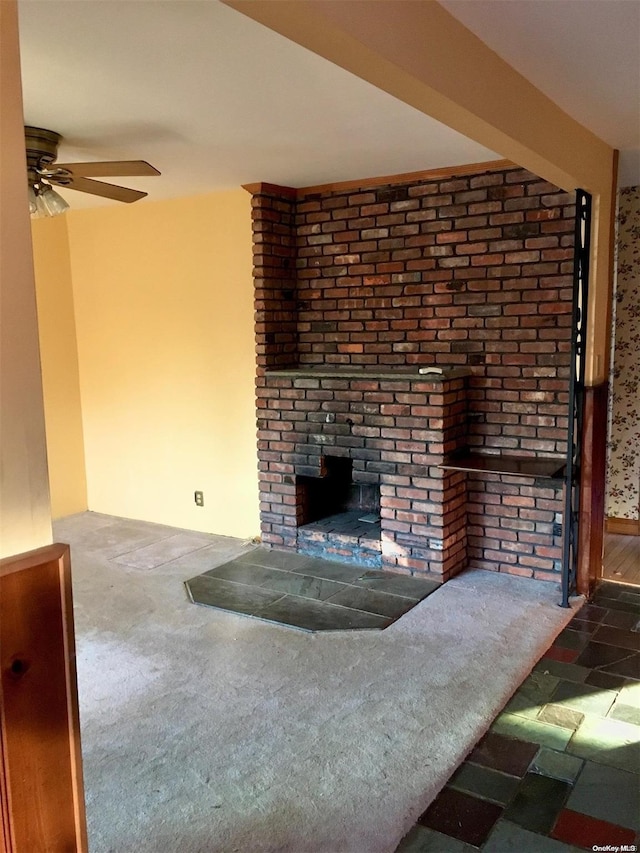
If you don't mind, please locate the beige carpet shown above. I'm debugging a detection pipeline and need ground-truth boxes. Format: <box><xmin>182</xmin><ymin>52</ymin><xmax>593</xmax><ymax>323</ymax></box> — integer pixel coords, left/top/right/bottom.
<box><xmin>55</xmin><ymin>512</ymin><xmax>579</xmax><ymax>853</ymax></box>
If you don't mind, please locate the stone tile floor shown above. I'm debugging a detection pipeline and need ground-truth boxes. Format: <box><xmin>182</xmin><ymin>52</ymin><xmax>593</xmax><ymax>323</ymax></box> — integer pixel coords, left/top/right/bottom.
<box><xmin>396</xmin><ymin>580</ymin><xmax>640</xmax><ymax>852</ymax></box>
<box><xmin>185</xmin><ymin>547</ymin><xmax>439</xmax><ymax>632</ymax></box>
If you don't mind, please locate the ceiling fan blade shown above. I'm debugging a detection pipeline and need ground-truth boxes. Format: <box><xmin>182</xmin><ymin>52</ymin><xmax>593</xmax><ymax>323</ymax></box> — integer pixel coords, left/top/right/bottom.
<box><xmin>55</xmin><ymin>160</ymin><xmax>160</xmax><ymax>178</ymax></box>
<box><xmin>50</xmin><ymin>175</ymin><xmax>147</xmax><ymax>203</ymax></box>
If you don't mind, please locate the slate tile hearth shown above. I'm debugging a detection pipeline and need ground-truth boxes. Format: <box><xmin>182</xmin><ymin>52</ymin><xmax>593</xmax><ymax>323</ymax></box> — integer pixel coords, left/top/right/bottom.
<box><xmin>185</xmin><ymin>547</ymin><xmax>439</xmax><ymax>632</ymax></box>
<box><xmin>396</xmin><ymin>580</ymin><xmax>640</xmax><ymax>852</ymax></box>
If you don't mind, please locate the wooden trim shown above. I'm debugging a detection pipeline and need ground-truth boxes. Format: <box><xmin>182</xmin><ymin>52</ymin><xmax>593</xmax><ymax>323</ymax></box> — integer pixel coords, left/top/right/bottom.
<box><xmin>59</xmin><ymin>546</ymin><xmax>88</xmax><ymax>852</ymax></box>
<box><xmin>0</xmin><ymin>542</ymin><xmax>67</xmax><ymax>577</ymax></box>
<box><xmin>606</xmin><ymin>517</ymin><xmax>640</xmax><ymax>536</ymax></box>
<box><xmin>241</xmin><ymin>181</ymin><xmax>297</xmax><ymax>198</ymax></box>
<box><xmin>601</xmin><ymin>148</ymin><xmax>619</xmax><ymax>377</ymax></box>
<box><xmin>0</xmin><ymin>544</ymin><xmax>88</xmax><ymax>853</ymax></box>
<box><xmin>577</xmin><ymin>382</ymin><xmax>608</xmax><ymax>596</ymax></box>
<box><xmin>0</xmin><ymin>722</ymin><xmax>11</xmax><ymax>853</ymax></box>
<box><xmin>242</xmin><ymin>159</ymin><xmax>515</xmax><ymax>199</ymax></box>
<box><xmin>298</xmin><ymin>159</ymin><xmax>514</xmax><ymax>197</ymax></box>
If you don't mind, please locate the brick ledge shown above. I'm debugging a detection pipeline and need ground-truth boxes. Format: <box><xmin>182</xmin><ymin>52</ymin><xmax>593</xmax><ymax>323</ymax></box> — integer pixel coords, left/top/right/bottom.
<box><xmin>265</xmin><ymin>366</ymin><xmax>473</xmax><ymax>382</ymax></box>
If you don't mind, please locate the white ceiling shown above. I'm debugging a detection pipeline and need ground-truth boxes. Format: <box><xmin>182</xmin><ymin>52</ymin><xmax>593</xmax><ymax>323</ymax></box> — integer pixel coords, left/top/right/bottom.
<box><xmin>17</xmin><ymin>0</ymin><xmax>640</xmax><ymax>210</ymax></box>
<box><xmin>441</xmin><ymin>0</ymin><xmax>640</xmax><ymax>186</ymax></box>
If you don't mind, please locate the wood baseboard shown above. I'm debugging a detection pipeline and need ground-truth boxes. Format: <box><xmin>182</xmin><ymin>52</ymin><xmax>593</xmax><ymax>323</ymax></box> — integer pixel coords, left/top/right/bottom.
<box><xmin>606</xmin><ymin>517</ymin><xmax>640</xmax><ymax>536</ymax></box>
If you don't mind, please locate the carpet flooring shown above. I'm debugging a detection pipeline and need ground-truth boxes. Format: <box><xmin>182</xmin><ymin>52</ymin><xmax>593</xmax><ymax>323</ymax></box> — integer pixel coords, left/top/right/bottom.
<box><xmin>55</xmin><ymin>512</ymin><xmax>579</xmax><ymax>853</ymax></box>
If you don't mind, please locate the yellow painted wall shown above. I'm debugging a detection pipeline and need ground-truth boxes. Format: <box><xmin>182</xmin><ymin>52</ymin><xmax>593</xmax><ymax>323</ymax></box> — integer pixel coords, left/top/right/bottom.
<box><xmin>66</xmin><ymin>189</ymin><xmax>259</xmax><ymax>538</ymax></box>
<box><xmin>31</xmin><ymin>216</ymin><xmax>88</xmax><ymax>518</ymax></box>
<box><xmin>0</xmin><ymin>0</ymin><xmax>52</xmax><ymax>556</ymax></box>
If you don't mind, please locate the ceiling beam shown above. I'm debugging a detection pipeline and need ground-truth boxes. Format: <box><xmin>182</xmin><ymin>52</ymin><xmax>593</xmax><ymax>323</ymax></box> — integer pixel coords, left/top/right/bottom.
<box><xmin>224</xmin><ymin>0</ymin><xmax>615</xmax><ymax>195</ymax></box>
<box><xmin>224</xmin><ymin>0</ymin><xmax>617</xmax><ymax>384</ymax></box>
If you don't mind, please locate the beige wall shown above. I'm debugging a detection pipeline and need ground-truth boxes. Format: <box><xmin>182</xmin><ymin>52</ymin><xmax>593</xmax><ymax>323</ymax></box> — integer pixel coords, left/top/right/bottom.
<box><xmin>0</xmin><ymin>0</ymin><xmax>52</xmax><ymax>557</ymax></box>
<box><xmin>31</xmin><ymin>217</ymin><xmax>88</xmax><ymax>518</ymax></box>
<box><xmin>65</xmin><ymin>189</ymin><xmax>259</xmax><ymax>538</ymax></box>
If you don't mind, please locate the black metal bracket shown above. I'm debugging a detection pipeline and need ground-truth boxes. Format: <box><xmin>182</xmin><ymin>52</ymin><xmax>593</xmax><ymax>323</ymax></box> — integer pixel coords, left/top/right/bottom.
<box><xmin>560</xmin><ymin>190</ymin><xmax>592</xmax><ymax>607</ymax></box>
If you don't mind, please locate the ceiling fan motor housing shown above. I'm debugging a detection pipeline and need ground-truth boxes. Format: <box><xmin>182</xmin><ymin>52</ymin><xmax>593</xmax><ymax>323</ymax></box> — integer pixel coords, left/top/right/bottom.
<box><xmin>25</xmin><ymin>125</ymin><xmax>61</xmax><ymax>178</ymax></box>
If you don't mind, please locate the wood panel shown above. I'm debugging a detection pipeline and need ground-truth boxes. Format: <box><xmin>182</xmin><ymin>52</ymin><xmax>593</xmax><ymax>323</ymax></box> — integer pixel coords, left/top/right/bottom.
<box><xmin>603</xmin><ymin>533</ymin><xmax>640</xmax><ymax>585</ymax></box>
<box><xmin>606</xmin><ymin>517</ymin><xmax>640</xmax><ymax>536</ymax></box>
<box><xmin>0</xmin><ymin>737</ymin><xmax>10</xmax><ymax>853</ymax></box>
<box><xmin>577</xmin><ymin>383</ymin><xmax>608</xmax><ymax>596</ymax></box>
<box><xmin>0</xmin><ymin>544</ymin><xmax>87</xmax><ymax>853</ymax></box>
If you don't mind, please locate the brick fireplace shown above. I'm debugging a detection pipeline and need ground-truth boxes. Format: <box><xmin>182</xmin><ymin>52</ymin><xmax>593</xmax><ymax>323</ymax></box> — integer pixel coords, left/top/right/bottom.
<box><xmin>250</xmin><ymin>163</ymin><xmax>574</xmax><ymax>583</ymax></box>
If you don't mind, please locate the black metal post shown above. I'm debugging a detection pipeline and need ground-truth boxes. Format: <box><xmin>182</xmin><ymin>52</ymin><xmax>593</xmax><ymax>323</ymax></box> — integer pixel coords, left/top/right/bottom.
<box><xmin>560</xmin><ymin>190</ymin><xmax>592</xmax><ymax>607</ymax></box>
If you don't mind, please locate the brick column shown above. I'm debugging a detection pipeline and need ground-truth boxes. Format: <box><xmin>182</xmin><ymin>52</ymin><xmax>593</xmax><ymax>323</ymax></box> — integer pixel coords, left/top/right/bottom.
<box><xmin>379</xmin><ymin>377</ymin><xmax>468</xmax><ymax>580</ymax></box>
<box><xmin>250</xmin><ymin>185</ymin><xmax>299</xmax><ymax>547</ymax></box>
<box><xmin>250</xmin><ymin>184</ymin><xmax>298</xmax><ymax>371</ymax></box>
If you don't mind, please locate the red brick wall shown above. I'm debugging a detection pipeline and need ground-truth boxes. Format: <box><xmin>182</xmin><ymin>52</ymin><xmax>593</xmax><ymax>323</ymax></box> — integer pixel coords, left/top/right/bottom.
<box><xmin>467</xmin><ymin>475</ymin><xmax>563</xmax><ymax>580</ymax></box>
<box><xmin>294</xmin><ymin>167</ymin><xmax>574</xmax><ymax>458</ymax></box>
<box><xmin>251</xmin><ymin>165</ymin><xmax>573</xmax><ymax>582</ymax></box>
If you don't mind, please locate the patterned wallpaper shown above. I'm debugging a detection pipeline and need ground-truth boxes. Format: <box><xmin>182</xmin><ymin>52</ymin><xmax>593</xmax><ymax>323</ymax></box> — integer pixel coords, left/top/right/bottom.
<box><xmin>606</xmin><ymin>186</ymin><xmax>640</xmax><ymax>521</ymax></box>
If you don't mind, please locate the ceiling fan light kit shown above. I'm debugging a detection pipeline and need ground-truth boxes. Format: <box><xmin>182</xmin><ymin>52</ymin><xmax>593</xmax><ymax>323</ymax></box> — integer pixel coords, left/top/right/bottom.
<box><xmin>25</xmin><ymin>125</ymin><xmax>160</xmax><ymax>217</ymax></box>
<box><xmin>31</xmin><ymin>183</ymin><xmax>70</xmax><ymax>218</ymax></box>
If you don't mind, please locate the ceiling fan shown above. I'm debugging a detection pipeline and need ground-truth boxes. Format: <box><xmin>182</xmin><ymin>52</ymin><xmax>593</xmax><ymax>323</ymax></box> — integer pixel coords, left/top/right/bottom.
<box><xmin>26</xmin><ymin>125</ymin><xmax>160</xmax><ymax>216</ymax></box>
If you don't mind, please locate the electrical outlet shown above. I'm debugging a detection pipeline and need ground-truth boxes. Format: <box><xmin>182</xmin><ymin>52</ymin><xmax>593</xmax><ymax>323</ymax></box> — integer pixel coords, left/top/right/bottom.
<box><xmin>194</xmin><ymin>490</ymin><xmax>204</xmax><ymax>507</ymax></box>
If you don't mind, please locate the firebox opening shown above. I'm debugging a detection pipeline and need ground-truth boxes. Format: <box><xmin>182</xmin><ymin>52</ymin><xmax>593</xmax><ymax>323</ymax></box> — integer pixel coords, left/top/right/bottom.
<box><xmin>295</xmin><ymin>456</ymin><xmax>382</xmax><ymax>567</ymax></box>
<box><xmin>297</xmin><ymin>456</ymin><xmax>379</xmax><ymax>526</ymax></box>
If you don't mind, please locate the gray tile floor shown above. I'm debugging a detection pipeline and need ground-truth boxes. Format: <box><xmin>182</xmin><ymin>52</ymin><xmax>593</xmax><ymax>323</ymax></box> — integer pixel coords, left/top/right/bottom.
<box><xmin>396</xmin><ymin>580</ymin><xmax>640</xmax><ymax>852</ymax></box>
<box><xmin>185</xmin><ymin>547</ymin><xmax>440</xmax><ymax>631</ymax></box>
